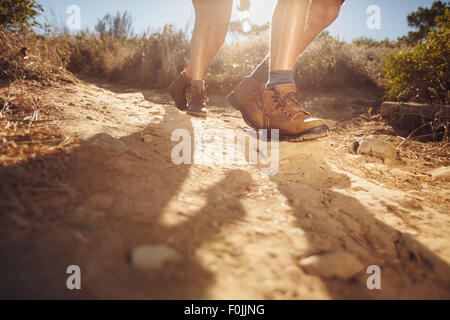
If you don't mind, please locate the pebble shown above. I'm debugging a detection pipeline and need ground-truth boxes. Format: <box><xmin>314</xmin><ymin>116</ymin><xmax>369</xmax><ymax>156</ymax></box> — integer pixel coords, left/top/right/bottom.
<box><xmin>130</xmin><ymin>245</ymin><xmax>181</xmax><ymax>269</ymax></box>
<box><xmin>142</xmin><ymin>134</ymin><xmax>154</xmax><ymax>143</ymax></box>
<box><xmin>299</xmin><ymin>251</ymin><xmax>364</xmax><ymax>280</ymax></box>
<box><xmin>350</xmin><ymin>138</ymin><xmax>398</xmax><ymax>160</ymax></box>
<box><xmin>87</xmin><ymin>133</ymin><xmax>128</xmax><ymax>154</ymax></box>
<box><xmin>430</xmin><ymin>167</ymin><xmax>450</xmax><ymax>182</ymax></box>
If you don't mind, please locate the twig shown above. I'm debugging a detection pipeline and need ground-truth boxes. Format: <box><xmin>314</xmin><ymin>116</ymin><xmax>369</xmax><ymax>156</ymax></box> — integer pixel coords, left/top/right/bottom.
<box><xmin>397</xmin><ymin>121</ymin><xmax>432</xmax><ymax>148</ymax></box>
<box><xmin>435</xmin><ymin>143</ymin><xmax>449</xmax><ymax>155</ymax></box>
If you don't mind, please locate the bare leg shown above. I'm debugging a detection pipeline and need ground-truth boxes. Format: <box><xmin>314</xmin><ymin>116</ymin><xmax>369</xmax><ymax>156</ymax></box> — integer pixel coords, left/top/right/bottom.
<box><xmin>185</xmin><ymin>0</ymin><xmax>233</xmax><ymax>80</ymax></box>
<box><xmin>251</xmin><ymin>0</ymin><xmax>342</xmax><ymax>79</ymax></box>
<box><xmin>270</xmin><ymin>0</ymin><xmax>310</xmax><ymax>70</ymax></box>
<box><xmin>299</xmin><ymin>0</ymin><xmax>342</xmax><ymax>54</ymax></box>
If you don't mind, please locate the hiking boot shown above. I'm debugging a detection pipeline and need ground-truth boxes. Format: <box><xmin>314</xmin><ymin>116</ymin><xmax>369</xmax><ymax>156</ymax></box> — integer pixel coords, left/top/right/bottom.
<box><xmin>262</xmin><ymin>83</ymin><xmax>328</xmax><ymax>142</ymax></box>
<box><xmin>227</xmin><ymin>76</ymin><xmax>266</xmax><ymax>129</ymax></box>
<box><xmin>187</xmin><ymin>80</ymin><xmax>207</xmax><ymax>118</ymax></box>
<box><xmin>168</xmin><ymin>71</ymin><xmax>191</xmax><ymax>111</ymax></box>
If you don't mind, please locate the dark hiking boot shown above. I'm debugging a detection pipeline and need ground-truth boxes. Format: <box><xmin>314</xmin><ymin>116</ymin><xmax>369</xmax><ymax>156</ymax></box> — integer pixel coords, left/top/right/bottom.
<box><xmin>187</xmin><ymin>80</ymin><xmax>207</xmax><ymax>118</ymax></box>
<box><xmin>262</xmin><ymin>83</ymin><xmax>328</xmax><ymax>142</ymax></box>
<box><xmin>227</xmin><ymin>76</ymin><xmax>266</xmax><ymax>129</ymax></box>
<box><xmin>168</xmin><ymin>71</ymin><xmax>191</xmax><ymax>111</ymax></box>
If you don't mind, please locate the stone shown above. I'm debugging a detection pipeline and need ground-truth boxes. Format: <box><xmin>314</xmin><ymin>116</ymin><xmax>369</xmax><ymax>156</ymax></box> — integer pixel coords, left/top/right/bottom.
<box><xmin>430</xmin><ymin>167</ymin><xmax>450</xmax><ymax>182</ymax></box>
<box><xmin>87</xmin><ymin>133</ymin><xmax>128</xmax><ymax>154</ymax></box>
<box><xmin>142</xmin><ymin>134</ymin><xmax>154</xmax><ymax>143</ymax></box>
<box><xmin>356</xmin><ymin>138</ymin><xmax>397</xmax><ymax>160</ymax></box>
<box><xmin>299</xmin><ymin>251</ymin><xmax>364</xmax><ymax>280</ymax></box>
<box><xmin>348</xmin><ymin>141</ymin><xmax>359</xmax><ymax>155</ymax></box>
<box><xmin>130</xmin><ymin>245</ymin><xmax>181</xmax><ymax>269</ymax></box>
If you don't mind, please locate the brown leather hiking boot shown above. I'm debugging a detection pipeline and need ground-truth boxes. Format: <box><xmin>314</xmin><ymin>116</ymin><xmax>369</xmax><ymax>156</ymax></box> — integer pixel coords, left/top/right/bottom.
<box><xmin>168</xmin><ymin>71</ymin><xmax>191</xmax><ymax>111</ymax></box>
<box><xmin>187</xmin><ymin>80</ymin><xmax>207</xmax><ymax>118</ymax></box>
<box><xmin>262</xmin><ymin>84</ymin><xmax>328</xmax><ymax>142</ymax></box>
<box><xmin>227</xmin><ymin>76</ymin><xmax>265</xmax><ymax>129</ymax></box>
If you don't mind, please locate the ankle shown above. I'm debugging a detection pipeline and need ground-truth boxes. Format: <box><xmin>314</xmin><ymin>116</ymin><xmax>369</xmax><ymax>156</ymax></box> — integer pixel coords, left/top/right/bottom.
<box><xmin>267</xmin><ymin>70</ymin><xmax>295</xmax><ymax>89</ymax></box>
<box><xmin>181</xmin><ymin>71</ymin><xmax>192</xmax><ymax>82</ymax></box>
<box><xmin>191</xmin><ymin>80</ymin><xmax>206</xmax><ymax>96</ymax></box>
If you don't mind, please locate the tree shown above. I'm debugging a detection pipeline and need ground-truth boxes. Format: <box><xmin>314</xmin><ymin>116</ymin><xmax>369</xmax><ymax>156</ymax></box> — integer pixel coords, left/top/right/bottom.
<box><xmin>398</xmin><ymin>0</ymin><xmax>449</xmax><ymax>45</ymax></box>
<box><xmin>0</xmin><ymin>0</ymin><xmax>43</xmax><ymax>29</ymax></box>
<box><xmin>95</xmin><ymin>11</ymin><xmax>134</xmax><ymax>39</ymax></box>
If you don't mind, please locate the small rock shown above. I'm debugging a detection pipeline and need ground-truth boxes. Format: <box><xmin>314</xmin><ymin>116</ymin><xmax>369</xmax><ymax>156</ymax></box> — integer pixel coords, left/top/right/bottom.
<box><xmin>348</xmin><ymin>141</ymin><xmax>359</xmax><ymax>155</ymax></box>
<box><xmin>142</xmin><ymin>134</ymin><xmax>153</xmax><ymax>143</ymax></box>
<box><xmin>89</xmin><ymin>192</ymin><xmax>114</xmax><ymax>209</ymax></box>
<box><xmin>299</xmin><ymin>251</ymin><xmax>364</xmax><ymax>280</ymax></box>
<box><xmin>130</xmin><ymin>245</ymin><xmax>181</xmax><ymax>269</ymax></box>
<box><xmin>253</xmin><ymin>226</ymin><xmax>265</xmax><ymax>234</ymax></box>
<box><xmin>87</xmin><ymin>133</ymin><xmax>128</xmax><ymax>154</ymax></box>
<box><xmin>430</xmin><ymin>167</ymin><xmax>450</xmax><ymax>182</ymax></box>
<box><xmin>356</xmin><ymin>138</ymin><xmax>397</xmax><ymax>160</ymax></box>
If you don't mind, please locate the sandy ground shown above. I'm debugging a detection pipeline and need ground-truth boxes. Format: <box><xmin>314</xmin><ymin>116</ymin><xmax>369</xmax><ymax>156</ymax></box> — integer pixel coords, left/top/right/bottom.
<box><xmin>0</xmin><ymin>80</ymin><xmax>449</xmax><ymax>299</ymax></box>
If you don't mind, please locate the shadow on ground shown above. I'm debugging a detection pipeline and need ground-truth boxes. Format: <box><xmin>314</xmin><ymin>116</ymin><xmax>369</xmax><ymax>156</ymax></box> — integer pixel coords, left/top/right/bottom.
<box><xmin>0</xmin><ymin>82</ymin><xmax>448</xmax><ymax>299</ymax></box>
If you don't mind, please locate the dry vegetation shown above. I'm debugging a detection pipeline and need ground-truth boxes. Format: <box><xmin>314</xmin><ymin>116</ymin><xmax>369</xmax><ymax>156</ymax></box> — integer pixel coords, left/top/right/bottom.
<box><xmin>62</xmin><ymin>29</ymin><xmax>391</xmax><ymax>95</ymax></box>
<box><xmin>0</xmin><ymin>12</ymin><xmax>449</xmax><ymax>299</ymax></box>
<box><xmin>0</xmin><ymin>18</ymin><xmax>447</xmax><ymax>174</ymax></box>
<box><xmin>0</xmin><ymin>26</ymin><xmax>77</xmax><ymax>220</ymax></box>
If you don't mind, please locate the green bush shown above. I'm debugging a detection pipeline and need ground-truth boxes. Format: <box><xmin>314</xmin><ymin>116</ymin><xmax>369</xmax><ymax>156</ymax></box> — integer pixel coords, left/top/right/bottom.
<box><xmin>0</xmin><ymin>0</ymin><xmax>42</xmax><ymax>30</ymax></box>
<box><xmin>385</xmin><ymin>9</ymin><xmax>449</xmax><ymax>104</ymax></box>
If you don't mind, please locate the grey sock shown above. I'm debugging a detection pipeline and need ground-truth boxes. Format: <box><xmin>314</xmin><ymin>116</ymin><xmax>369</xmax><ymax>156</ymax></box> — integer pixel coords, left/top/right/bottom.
<box><xmin>267</xmin><ymin>70</ymin><xmax>295</xmax><ymax>89</ymax></box>
<box><xmin>250</xmin><ymin>59</ymin><xmax>269</xmax><ymax>83</ymax></box>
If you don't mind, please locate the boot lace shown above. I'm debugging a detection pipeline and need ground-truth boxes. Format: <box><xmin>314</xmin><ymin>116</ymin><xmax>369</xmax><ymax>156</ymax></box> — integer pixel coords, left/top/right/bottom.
<box><xmin>272</xmin><ymin>92</ymin><xmax>311</xmax><ymax>117</ymax></box>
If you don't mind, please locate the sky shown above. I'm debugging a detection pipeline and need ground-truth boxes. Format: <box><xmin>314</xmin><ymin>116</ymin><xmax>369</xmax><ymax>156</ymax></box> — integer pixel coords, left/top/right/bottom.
<box><xmin>36</xmin><ymin>0</ymin><xmax>439</xmax><ymax>42</ymax></box>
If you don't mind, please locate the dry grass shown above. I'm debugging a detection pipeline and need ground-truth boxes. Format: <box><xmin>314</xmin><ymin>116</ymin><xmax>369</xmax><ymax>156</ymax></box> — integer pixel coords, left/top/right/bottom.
<box><xmin>0</xmin><ymin>80</ymin><xmax>77</xmax><ymax>233</ymax></box>
<box><xmin>0</xmin><ymin>27</ymin><xmax>74</xmax><ymax>84</ymax></box>
<box><xmin>60</xmin><ymin>26</ymin><xmax>393</xmax><ymax>95</ymax></box>
<box><xmin>0</xmin><ymin>27</ymin><xmax>76</xmax><ymax>166</ymax></box>
<box><xmin>327</xmin><ymin>115</ymin><xmax>450</xmax><ymax>207</ymax></box>
<box><xmin>0</xmin><ymin>81</ymin><xmax>73</xmax><ymax>166</ymax></box>
<box><xmin>62</xmin><ymin>25</ymin><xmax>189</xmax><ymax>89</ymax></box>
<box><xmin>296</xmin><ymin>35</ymin><xmax>398</xmax><ymax>91</ymax></box>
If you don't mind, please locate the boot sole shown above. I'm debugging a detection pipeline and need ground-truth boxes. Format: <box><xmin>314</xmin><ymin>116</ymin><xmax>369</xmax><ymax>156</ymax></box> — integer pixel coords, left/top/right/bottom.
<box><xmin>186</xmin><ymin>110</ymin><xmax>207</xmax><ymax>118</ymax></box>
<box><xmin>281</xmin><ymin>125</ymin><xmax>329</xmax><ymax>142</ymax></box>
<box><xmin>228</xmin><ymin>92</ymin><xmax>328</xmax><ymax>142</ymax></box>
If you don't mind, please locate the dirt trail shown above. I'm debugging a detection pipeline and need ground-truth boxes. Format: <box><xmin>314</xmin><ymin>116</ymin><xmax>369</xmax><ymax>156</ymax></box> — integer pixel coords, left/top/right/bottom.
<box><xmin>1</xmin><ymin>80</ymin><xmax>449</xmax><ymax>299</ymax></box>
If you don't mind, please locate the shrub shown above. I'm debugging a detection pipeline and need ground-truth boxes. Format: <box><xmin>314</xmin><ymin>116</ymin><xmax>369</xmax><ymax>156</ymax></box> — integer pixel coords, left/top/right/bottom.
<box><xmin>63</xmin><ymin>25</ymin><xmax>188</xmax><ymax>88</ymax></box>
<box><xmin>118</xmin><ymin>25</ymin><xmax>189</xmax><ymax>88</ymax></box>
<box><xmin>205</xmin><ymin>34</ymin><xmax>268</xmax><ymax>94</ymax></box>
<box><xmin>0</xmin><ymin>0</ymin><xmax>42</xmax><ymax>30</ymax></box>
<box><xmin>385</xmin><ymin>9</ymin><xmax>449</xmax><ymax>104</ymax></box>
<box><xmin>62</xmin><ymin>30</ymin><xmax>137</xmax><ymax>78</ymax></box>
<box><xmin>295</xmin><ymin>35</ymin><xmax>384</xmax><ymax>91</ymax></box>
<box><xmin>0</xmin><ymin>27</ymin><xmax>72</xmax><ymax>83</ymax></box>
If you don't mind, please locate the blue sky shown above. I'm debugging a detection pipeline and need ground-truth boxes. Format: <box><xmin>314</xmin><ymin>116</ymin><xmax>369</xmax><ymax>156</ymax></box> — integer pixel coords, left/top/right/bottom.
<box><xmin>37</xmin><ymin>0</ymin><xmax>438</xmax><ymax>41</ymax></box>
